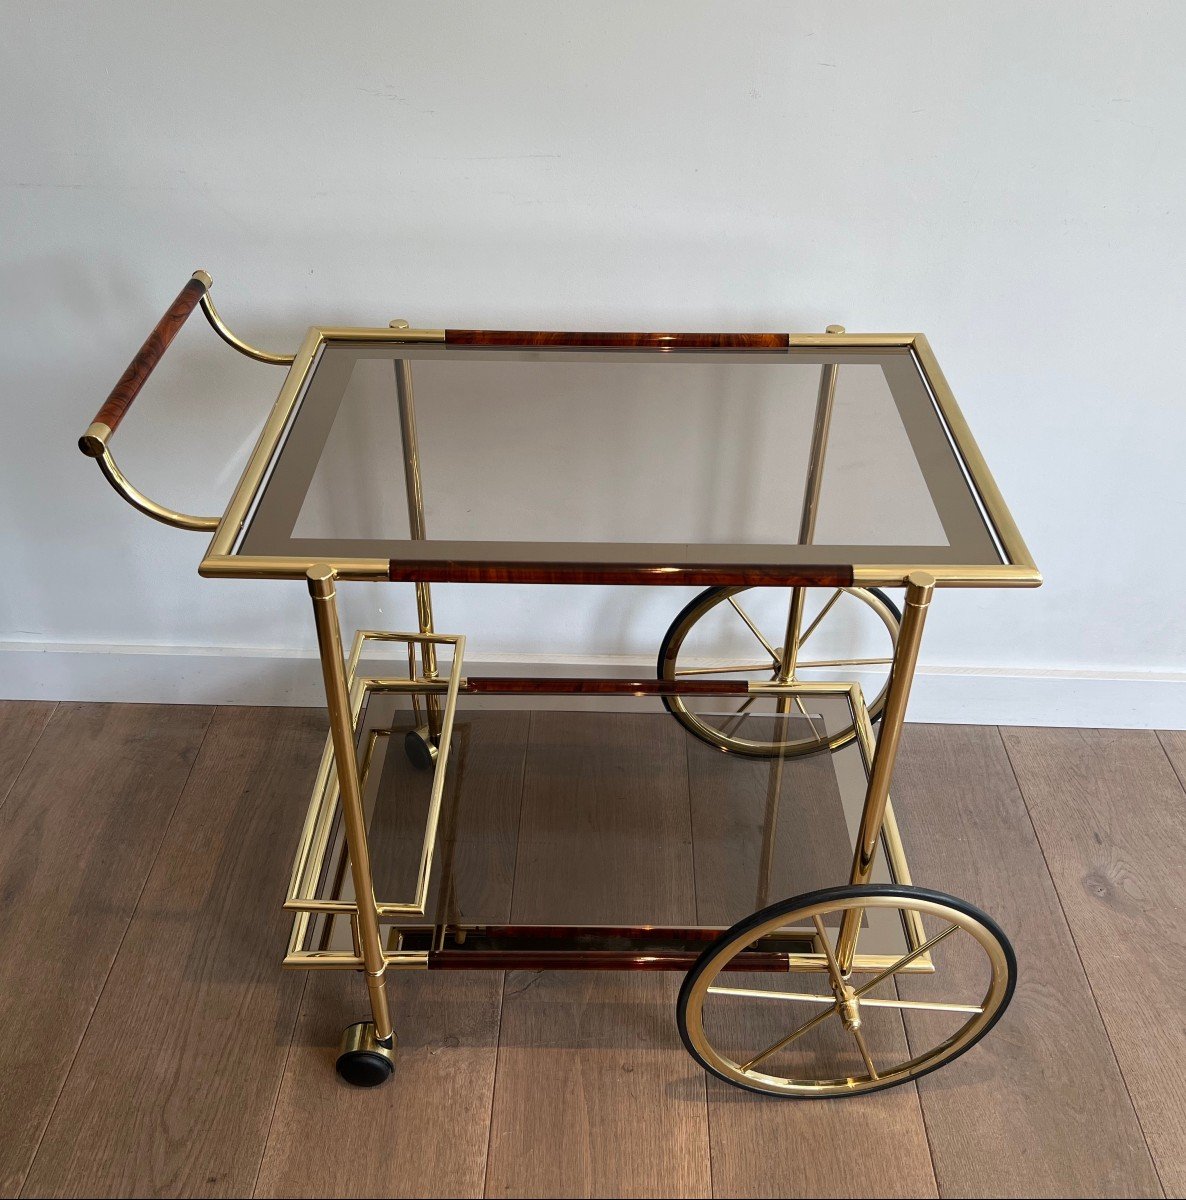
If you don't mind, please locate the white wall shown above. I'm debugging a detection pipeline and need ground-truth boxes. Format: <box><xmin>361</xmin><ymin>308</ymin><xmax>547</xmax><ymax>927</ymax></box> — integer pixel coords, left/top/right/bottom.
<box><xmin>2</xmin><ymin>1</ymin><xmax>1184</xmax><ymax>725</ymax></box>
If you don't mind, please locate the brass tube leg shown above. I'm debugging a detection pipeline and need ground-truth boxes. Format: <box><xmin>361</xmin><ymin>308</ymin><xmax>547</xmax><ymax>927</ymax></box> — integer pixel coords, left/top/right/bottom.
<box><xmin>307</xmin><ymin>563</ymin><xmax>393</xmax><ymax>1043</ymax></box>
<box><xmin>836</xmin><ymin>570</ymin><xmax>935</xmax><ymax>972</ymax></box>
<box><xmin>777</xmin><ymin>327</ymin><xmax>843</xmax><ymax>682</ymax></box>
<box><xmin>392</xmin><ymin>339</ymin><xmax>440</xmax><ymax>737</ymax></box>
<box><xmin>777</xmin><ymin>587</ymin><xmax>808</xmax><ymax>682</ymax></box>
<box><xmin>415</xmin><ymin>582</ymin><xmax>441</xmax><ymax>739</ymax></box>
<box><xmin>797</xmin><ymin>335</ymin><xmax>843</xmax><ymax>547</ymax></box>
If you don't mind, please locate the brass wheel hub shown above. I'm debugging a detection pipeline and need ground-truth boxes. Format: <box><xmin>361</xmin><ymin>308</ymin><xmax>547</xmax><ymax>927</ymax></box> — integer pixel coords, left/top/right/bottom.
<box><xmin>835</xmin><ymin>983</ymin><xmax>862</xmax><ymax>1032</ymax></box>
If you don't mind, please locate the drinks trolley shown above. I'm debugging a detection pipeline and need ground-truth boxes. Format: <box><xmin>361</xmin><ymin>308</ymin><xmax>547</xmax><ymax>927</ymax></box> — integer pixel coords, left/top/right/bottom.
<box><xmin>79</xmin><ymin>271</ymin><xmax>1040</xmax><ymax>1097</ymax></box>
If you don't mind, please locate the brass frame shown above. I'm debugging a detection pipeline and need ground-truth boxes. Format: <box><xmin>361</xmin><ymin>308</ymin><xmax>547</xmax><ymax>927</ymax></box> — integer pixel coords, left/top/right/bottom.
<box><xmin>78</xmin><ymin>279</ymin><xmax>1040</xmax><ymax>1092</ymax></box>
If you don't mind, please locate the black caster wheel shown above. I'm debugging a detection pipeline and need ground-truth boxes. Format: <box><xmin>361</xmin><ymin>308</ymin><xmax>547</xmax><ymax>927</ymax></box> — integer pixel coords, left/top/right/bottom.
<box><xmin>335</xmin><ymin>1021</ymin><xmax>397</xmax><ymax>1087</ymax></box>
<box><xmin>404</xmin><ymin>726</ymin><xmax>439</xmax><ymax>770</ymax></box>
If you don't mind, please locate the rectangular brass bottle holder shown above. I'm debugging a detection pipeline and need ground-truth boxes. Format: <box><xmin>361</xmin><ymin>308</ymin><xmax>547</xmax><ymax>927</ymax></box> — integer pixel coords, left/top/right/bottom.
<box><xmin>285</xmin><ymin>629</ymin><xmax>465</xmax><ymax>969</ymax></box>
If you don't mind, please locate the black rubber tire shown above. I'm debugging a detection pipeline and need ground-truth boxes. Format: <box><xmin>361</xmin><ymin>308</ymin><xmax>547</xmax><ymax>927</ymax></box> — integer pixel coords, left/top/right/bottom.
<box><xmin>335</xmin><ymin>1048</ymin><xmax>395</xmax><ymax>1088</ymax></box>
<box><xmin>676</xmin><ymin>882</ymin><xmax>1017</xmax><ymax>1099</ymax></box>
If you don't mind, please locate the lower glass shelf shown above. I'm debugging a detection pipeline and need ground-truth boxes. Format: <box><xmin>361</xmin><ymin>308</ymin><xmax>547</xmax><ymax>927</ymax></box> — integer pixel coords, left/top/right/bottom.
<box><xmin>285</xmin><ymin>633</ymin><xmax>924</xmax><ymax>975</ymax></box>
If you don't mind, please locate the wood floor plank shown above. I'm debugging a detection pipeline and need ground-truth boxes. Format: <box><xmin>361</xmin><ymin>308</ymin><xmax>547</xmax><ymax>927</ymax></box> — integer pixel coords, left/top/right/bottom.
<box><xmin>687</xmin><ymin>734</ymin><xmax>938</xmax><ymax>1200</ymax></box>
<box><xmin>488</xmin><ymin>969</ymin><xmax>708</xmax><ymax>1200</ymax></box>
<box><xmin>485</xmin><ymin>712</ymin><xmax>712</xmax><ymax>1199</ymax></box>
<box><xmin>0</xmin><ymin>702</ymin><xmax>212</xmax><ymax>1199</ymax></box>
<box><xmin>0</xmin><ymin>701</ymin><xmax>55</xmax><ymax>812</ymax></box>
<box><xmin>258</xmin><ymin>969</ymin><xmax>505</xmax><ymax>1200</ymax></box>
<box><xmin>1003</xmin><ymin>727</ymin><xmax>1186</xmax><ymax>1197</ymax></box>
<box><xmin>687</xmin><ymin>731</ymin><xmax>854</xmax><ymax>926</ymax></box>
<box><xmin>10</xmin><ymin>702</ymin><xmax>1176</xmax><ymax>1198</ymax></box>
<box><xmin>255</xmin><ymin>711</ymin><xmax>529</xmax><ymax>1200</ymax></box>
<box><xmin>1160</xmin><ymin>731</ymin><xmax>1186</xmax><ymax>793</ymax></box>
<box><xmin>20</xmin><ymin>706</ymin><xmax>324</xmax><ymax>1199</ymax></box>
<box><xmin>510</xmin><ymin>712</ymin><xmax>699</xmax><ymax>926</ymax></box>
<box><xmin>894</xmin><ymin>724</ymin><xmax>1161</xmax><ymax>1198</ymax></box>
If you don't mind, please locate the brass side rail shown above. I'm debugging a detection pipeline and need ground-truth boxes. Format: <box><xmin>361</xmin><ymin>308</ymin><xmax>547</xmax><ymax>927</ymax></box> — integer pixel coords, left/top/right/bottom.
<box><xmin>414</xmin><ymin>925</ymin><xmax>931</xmax><ymax>975</ymax></box>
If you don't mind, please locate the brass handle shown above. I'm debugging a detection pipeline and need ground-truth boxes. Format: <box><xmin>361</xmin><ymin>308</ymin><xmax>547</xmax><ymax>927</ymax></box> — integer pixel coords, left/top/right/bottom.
<box><xmin>78</xmin><ymin>270</ymin><xmax>220</xmax><ymax>532</ymax></box>
<box><xmin>79</xmin><ymin>270</ymin><xmax>211</xmax><ymax>457</ymax></box>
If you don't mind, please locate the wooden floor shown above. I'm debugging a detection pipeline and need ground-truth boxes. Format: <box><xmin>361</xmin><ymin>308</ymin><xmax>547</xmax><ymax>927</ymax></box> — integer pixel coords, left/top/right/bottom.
<box><xmin>0</xmin><ymin>699</ymin><xmax>1182</xmax><ymax>1199</ymax></box>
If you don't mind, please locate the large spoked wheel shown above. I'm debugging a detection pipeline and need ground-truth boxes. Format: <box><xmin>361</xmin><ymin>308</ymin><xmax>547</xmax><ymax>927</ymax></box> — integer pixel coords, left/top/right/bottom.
<box><xmin>678</xmin><ymin>884</ymin><xmax>1016</xmax><ymax>1098</ymax></box>
<box><xmin>658</xmin><ymin>586</ymin><xmax>901</xmax><ymax>757</ymax></box>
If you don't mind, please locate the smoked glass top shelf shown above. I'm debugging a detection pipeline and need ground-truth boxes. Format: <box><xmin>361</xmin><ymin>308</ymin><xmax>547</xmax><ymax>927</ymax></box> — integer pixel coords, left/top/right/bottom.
<box><xmin>199</xmin><ymin>329</ymin><xmax>1038</xmax><ymax>589</ymax></box>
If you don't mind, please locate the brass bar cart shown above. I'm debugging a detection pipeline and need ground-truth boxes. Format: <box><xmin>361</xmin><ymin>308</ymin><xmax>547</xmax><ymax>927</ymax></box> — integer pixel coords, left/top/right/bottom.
<box><xmin>79</xmin><ymin>271</ymin><xmax>1039</xmax><ymax>1097</ymax></box>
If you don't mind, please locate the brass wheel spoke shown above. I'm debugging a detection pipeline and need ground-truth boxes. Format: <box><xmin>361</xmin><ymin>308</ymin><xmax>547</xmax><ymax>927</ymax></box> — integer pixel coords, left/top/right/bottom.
<box><xmin>852</xmin><ymin>1027</ymin><xmax>879</xmax><ymax>1080</ymax></box>
<box><xmin>675</xmin><ymin>661</ymin><xmax>773</xmax><ymax>677</ymax></box>
<box><xmin>726</xmin><ymin>597</ymin><xmax>782</xmax><ymax>666</ymax></box>
<box><xmin>705</xmin><ymin>986</ymin><xmax>982</xmax><ymax>1014</ymax></box>
<box><xmin>737</xmin><ymin>919</ymin><xmax>960</xmax><ymax>1075</ymax></box>
<box><xmin>796</xmin><ymin>588</ymin><xmax>843</xmax><ymax>650</ymax></box>
<box><xmin>871</xmin><ymin>997</ymin><xmax>983</xmax><ymax>1014</ymax></box>
<box><xmin>869</xmin><ymin>996</ymin><xmax>982</xmax><ymax>1014</ymax></box>
<box><xmin>854</xmin><ymin>922</ymin><xmax>961</xmax><ymax>1001</ymax></box>
<box><xmin>739</xmin><ymin>1001</ymin><xmax>840</xmax><ymax>1073</ymax></box>
<box><xmin>794</xmin><ymin>657</ymin><xmax>895</xmax><ymax>670</ymax></box>
<box><xmin>708</xmin><ymin>987</ymin><xmax>836</xmax><ymax>1004</ymax></box>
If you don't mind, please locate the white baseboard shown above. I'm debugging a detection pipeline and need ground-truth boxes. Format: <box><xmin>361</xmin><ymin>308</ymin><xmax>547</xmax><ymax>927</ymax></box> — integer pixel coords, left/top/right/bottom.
<box><xmin>1</xmin><ymin>641</ymin><xmax>1184</xmax><ymax>729</ymax></box>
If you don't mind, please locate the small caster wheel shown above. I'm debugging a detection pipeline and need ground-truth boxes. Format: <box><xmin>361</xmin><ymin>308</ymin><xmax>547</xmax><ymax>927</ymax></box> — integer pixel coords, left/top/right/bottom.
<box><xmin>404</xmin><ymin>726</ymin><xmax>438</xmax><ymax>771</ymax></box>
<box><xmin>336</xmin><ymin>1021</ymin><xmax>397</xmax><ymax>1088</ymax></box>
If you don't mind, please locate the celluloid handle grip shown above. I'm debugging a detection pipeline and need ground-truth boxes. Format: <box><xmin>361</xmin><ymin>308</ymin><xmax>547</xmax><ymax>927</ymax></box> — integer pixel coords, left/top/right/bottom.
<box><xmin>79</xmin><ymin>271</ymin><xmax>211</xmax><ymax>456</ymax></box>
